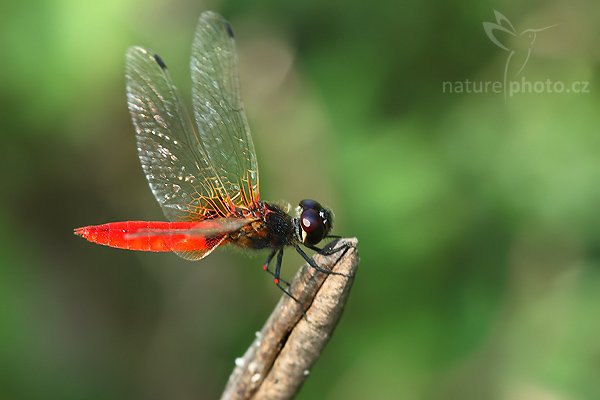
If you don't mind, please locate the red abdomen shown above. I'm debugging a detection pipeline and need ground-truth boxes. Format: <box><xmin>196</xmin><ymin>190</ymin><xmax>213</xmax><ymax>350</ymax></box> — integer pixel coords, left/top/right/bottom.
<box><xmin>74</xmin><ymin>221</ymin><xmax>211</xmax><ymax>252</ymax></box>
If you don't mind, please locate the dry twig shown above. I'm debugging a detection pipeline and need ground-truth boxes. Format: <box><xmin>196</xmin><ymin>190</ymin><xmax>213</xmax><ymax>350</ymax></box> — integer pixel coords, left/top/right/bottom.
<box><xmin>220</xmin><ymin>238</ymin><xmax>359</xmax><ymax>400</ymax></box>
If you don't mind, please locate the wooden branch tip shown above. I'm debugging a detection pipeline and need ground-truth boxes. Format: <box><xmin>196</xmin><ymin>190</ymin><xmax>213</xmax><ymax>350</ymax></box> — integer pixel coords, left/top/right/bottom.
<box><xmin>221</xmin><ymin>238</ymin><xmax>359</xmax><ymax>400</ymax></box>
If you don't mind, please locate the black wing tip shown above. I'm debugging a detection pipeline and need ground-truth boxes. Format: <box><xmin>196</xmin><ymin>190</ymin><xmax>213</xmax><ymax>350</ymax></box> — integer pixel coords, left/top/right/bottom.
<box><xmin>225</xmin><ymin>22</ymin><xmax>235</xmax><ymax>38</ymax></box>
<box><xmin>199</xmin><ymin>11</ymin><xmax>234</xmax><ymax>38</ymax></box>
<box><xmin>153</xmin><ymin>54</ymin><xmax>167</xmax><ymax>69</ymax></box>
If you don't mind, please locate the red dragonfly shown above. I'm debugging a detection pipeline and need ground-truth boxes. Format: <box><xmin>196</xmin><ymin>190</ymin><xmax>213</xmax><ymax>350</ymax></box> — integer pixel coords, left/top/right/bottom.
<box><xmin>75</xmin><ymin>11</ymin><xmax>339</xmax><ymax>290</ymax></box>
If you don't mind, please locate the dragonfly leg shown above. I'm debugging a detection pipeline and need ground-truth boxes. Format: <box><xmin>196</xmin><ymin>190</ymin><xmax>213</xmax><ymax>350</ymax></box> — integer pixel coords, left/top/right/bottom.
<box><xmin>273</xmin><ymin>248</ymin><xmax>283</xmax><ymax>284</ymax></box>
<box><xmin>294</xmin><ymin>243</ymin><xmax>344</xmax><ymax>275</ymax></box>
<box><xmin>306</xmin><ymin>238</ymin><xmax>351</xmax><ymax>257</ymax></box>
<box><xmin>271</xmin><ymin>249</ymin><xmax>303</xmax><ymax>305</ymax></box>
<box><xmin>263</xmin><ymin>249</ymin><xmax>290</xmax><ymax>287</ymax></box>
<box><xmin>262</xmin><ymin>249</ymin><xmax>276</xmax><ymax>271</ymax></box>
<box><xmin>277</xmin><ymin>283</ymin><xmax>301</xmax><ymax>305</ymax></box>
<box><xmin>296</xmin><ymin>242</ymin><xmax>354</xmax><ymax>279</ymax></box>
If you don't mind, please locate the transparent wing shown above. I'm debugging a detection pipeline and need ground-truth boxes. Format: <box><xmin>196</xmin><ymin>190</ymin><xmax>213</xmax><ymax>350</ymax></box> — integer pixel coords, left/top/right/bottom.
<box><xmin>125</xmin><ymin>218</ymin><xmax>254</xmax><ymax>239</ymax></box>
<box><xmin>190</xmin><ymin>11</ymin><xmax>260</xmax><ymax>209</ymax></box>
<box><xmin>126</xmin><ymin>46</ymin><xmax>235</xmax><ymax>221</ymax></box>
<box><xmin>122</xmin><ymin>217</ymin><xmax>254</xmax><ymax>261</ymax></box>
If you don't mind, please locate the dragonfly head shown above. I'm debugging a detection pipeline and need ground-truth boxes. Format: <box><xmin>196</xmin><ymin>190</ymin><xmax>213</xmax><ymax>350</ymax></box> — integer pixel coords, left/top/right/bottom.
<box><xmin>295</xmin><ymin>199</ymin><xmax>333</xmax><ymax>246</ymax></box>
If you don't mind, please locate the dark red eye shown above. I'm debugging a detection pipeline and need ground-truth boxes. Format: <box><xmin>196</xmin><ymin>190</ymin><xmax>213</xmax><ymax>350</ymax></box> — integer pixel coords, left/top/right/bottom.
<box><xmin>300</xmin><ymin>209</ymin><xmax>325</xmax><ymax>245</ymax></box>
<box><xmin>299</xmin><ymin>199</ymin><xmax>321</xmax><ymax>211</ymax></box>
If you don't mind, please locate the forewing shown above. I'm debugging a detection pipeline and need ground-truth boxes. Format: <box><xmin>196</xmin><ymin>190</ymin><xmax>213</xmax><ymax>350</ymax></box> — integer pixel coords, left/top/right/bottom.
<box><xmin>126</xmin><ymin>46</ymin><xmax>229</xmax><ymax>221</ymax></box>
<box><xmin>190</xmin><ymin>11</ymin><xmax>260</xmax><ymax>209</ymax></box>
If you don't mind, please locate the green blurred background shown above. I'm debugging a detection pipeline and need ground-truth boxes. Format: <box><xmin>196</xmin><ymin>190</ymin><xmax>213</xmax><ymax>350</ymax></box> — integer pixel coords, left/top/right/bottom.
<box><xmin>2</xmin><ymin>0</ymin><xmax>600</xmax><ymax>399</ymax></box>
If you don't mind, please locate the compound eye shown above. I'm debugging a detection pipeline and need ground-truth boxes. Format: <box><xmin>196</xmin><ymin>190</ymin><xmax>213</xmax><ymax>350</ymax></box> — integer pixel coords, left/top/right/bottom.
<box><xmin>300</xmin><ymin>209</ymin><xmax>325</xmax><ymax>245</ymax></box>
<box><xmin>299</xmin><ymin>199</ymin><xmax>322</xmax><ymax>211</ymax></box>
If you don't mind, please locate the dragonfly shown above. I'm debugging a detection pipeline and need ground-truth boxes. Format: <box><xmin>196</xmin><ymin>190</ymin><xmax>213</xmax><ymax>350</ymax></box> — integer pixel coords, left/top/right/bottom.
<box><xmin>74</xmin><ymin>11</ymin><xmax>341</xmax><ymax>294</ymax></box>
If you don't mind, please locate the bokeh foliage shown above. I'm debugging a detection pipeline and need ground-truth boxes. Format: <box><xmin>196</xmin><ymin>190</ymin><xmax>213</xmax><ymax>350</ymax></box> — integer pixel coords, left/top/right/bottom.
<box><xmin>1</xmin><ymin>0</ymin><xmax>600</xmax><ymax>399</ymax></box>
